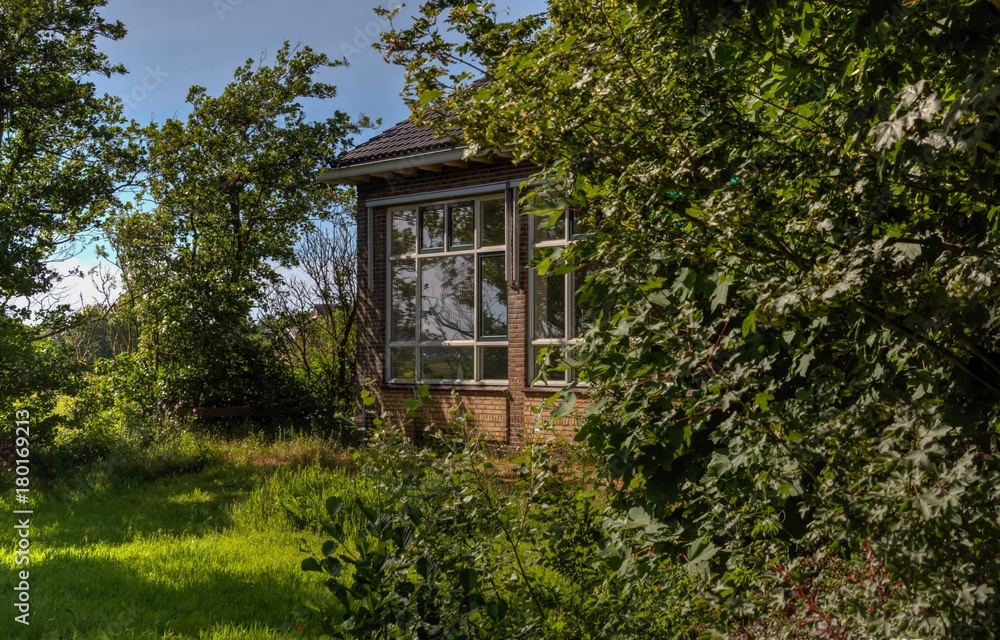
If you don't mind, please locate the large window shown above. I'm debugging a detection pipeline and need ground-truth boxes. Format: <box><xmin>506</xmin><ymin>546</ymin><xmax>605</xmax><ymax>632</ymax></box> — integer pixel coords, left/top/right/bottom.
<box><xmin>388</xmin><ymin>195</ymin><xmax>507</xmax><ymax>383</ymax></box>
<box><xmin>530</xmin><ymin>212</ymin><xmax>591</xmax><ymax>383</ymax></box>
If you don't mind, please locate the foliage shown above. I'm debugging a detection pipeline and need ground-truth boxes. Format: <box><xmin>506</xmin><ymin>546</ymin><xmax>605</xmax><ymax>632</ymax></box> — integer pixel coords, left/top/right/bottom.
<box><xmin>0</xmin><ymin>0</ymin><xmax>135</xmax><ymax>423</ymax></box>
<box><xmin>0</xmin><ymin>0</ymin><xmax>133</xmax><ymax>307</ymax></box>
<box><xmin>301</xmin><ymin>397</ymin><xmax>715</xmax><ymax>639</ymax></box>
<box><xmin>262</xmin><ymin>222</ymin><xmax>360</xmax><ymax>432</ymax></box>
<box><xmin>108</xmin><ymin>42</ymin><xmax>363</xmax><ymax>411</ymax></box>
<box><xmin>380</xmin><ymin>0</ymin><xmax>1000</xmax><ymax>636</ymax></box>
<box><xmin>56</xmin><ymin>304</ymin><xmax>140</xmax><ymax>366</ymax></box>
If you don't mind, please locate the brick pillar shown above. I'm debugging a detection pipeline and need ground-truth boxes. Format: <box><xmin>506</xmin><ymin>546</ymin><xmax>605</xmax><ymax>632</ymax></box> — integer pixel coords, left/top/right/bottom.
<box><xmin>506</xmin><ymin>200</ymin><xmax>531</xmax><ymax>445</ymax></box>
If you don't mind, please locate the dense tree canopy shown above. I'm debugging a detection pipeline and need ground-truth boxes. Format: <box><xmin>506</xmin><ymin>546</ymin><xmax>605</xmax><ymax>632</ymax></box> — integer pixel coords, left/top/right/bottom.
<box><xmin>109</xmin><ymin>43</ymin><xmax>362</xmax><ymax>409</ymax></box>
<box><xmin>0</xmin><ymin>0</ymin><xmax>133</xmax><ymax>414</ymax></box>
<box><xmin>381</xmin><ymin>0</ymin><xmax>1000</xmax><ymax>635</ymax></box>
<box><xmin>0</xmin><ymin>0</ymin><xmax>132</xmax><ymax>308</ymax></box>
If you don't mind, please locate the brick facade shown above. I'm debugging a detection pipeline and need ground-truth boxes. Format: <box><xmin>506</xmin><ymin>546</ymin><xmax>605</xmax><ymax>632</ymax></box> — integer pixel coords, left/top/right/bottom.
<box><xmin>353</xmin><ymin>159</ymin><xmax>587</xmax><ymax>443</ymax></box>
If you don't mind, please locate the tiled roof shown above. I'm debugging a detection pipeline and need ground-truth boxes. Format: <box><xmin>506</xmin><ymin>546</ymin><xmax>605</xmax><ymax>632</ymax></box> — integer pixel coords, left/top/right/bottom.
<box><xmin>333</xmin><ymin>119</ymin><xmax>462</xmax><ymax>167</ymax></box>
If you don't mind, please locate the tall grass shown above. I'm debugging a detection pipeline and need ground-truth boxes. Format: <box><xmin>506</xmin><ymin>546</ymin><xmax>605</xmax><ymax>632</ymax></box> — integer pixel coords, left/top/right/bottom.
<box><xmin>0</xmin><ymin>432</ymin><xmax>374</xmax><ymax>639</ymax></box>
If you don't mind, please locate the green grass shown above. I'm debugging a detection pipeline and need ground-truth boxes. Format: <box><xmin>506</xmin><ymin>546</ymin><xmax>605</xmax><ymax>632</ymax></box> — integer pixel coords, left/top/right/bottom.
<box><xmin>0</xmin><ymin>434</ymin><xmax>374</xmax><ymax>639</ymax></box>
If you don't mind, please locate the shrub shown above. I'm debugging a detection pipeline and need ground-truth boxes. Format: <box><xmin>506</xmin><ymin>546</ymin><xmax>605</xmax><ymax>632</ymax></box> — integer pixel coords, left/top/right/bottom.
<box><xmin>300</xmin><ymin>399</ymin><xmax>716</xmax><ymax>638</ymax></box>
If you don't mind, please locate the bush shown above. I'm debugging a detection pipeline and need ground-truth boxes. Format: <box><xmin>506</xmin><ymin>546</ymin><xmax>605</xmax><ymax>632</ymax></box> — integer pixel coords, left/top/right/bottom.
<box><xmin>300</xmin><ymin>400</ymin><xmax>717</xmax><ymax>639</ymax></box>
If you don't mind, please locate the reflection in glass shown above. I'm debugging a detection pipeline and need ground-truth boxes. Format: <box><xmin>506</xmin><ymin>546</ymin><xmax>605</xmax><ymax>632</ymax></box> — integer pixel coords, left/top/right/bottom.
<box><xmin>479</xmin><ymin>253</ymin><xmax>507</xmax><ymax>338</ymax></box>
<box><xmin>533</xmin><ymin>271</ymin><xmax>565</xmax><ymax>339</ymax></box>
<box><xmin>390</xmin><ymin>348</ymin><xmax>416</xmax><ymax>380</ymax></box>
<box><xmin>534</xmin><ymin>211</ymin><xmax>565</xmax><ymax>242</ymax></box>
<box><xmin>420</xmin><ymin>204</ymin><xmax>445</xmax><ymax>251</ymax></box>
<box><xmin>481</xmin><ymin>198</ymin><xmax>505</xmax><ymax>247</ymax></box>
<box><xmin>449</xmin><ymin>201</ymin><xmax>474</xmax><ymax>248</ymax></box>
<box><xmin>391</xmin><ymin>209</ymin><xmax>416</xmax><ymax>255</ymax></box>
<box><xmin>391</xmin><ymin>260</ymin><xmax>416</xmax><ymax>341</ymax></box>
<box><xmin>421</xmin><ymin>347</ymin><xmax>474</xmax><ymax>380</ymax></box>
<box><xmin>481</xmin><ymin>347</ymin><xmax>508</xmax><ymax>380</ymax></box>
<box><xmin>421</xmin><ymin>256</ymin><xmax>474</xmax><ymax>340</ymax></box>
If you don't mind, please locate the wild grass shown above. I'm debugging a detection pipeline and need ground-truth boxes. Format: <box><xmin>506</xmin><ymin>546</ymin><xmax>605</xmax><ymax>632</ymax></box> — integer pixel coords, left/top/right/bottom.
<box><xmin>0</xmin><ymin>432</ymin><xmax>374</xmax><ymax>639</ymax></box>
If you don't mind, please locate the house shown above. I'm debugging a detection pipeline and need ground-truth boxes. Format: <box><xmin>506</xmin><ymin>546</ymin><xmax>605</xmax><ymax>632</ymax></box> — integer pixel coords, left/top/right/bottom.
<box><xmin>319</xmin><ymin>119</ymin><xmax>587</xmax><ymax>443</ymax></box>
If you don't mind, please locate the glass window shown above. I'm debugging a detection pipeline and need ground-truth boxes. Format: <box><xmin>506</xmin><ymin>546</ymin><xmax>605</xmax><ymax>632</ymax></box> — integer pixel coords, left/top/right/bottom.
<box><xmin>533</xmin><ymin>271</ymin><xmax>565</xmax><ymax>339</ymax></box>
<box><xmin>481</xmin><ymin>346</ymin><xmax>508</xmax><ymax>380</ymax></box>
<box><xmin>449</xmin><ymin>201</ymin><xmax>474</xmax><ymax>249</ymax></box>
<box><xmin>420</xmin><ymin>204</ymin><xmax>445</xmax><ymax>251</ymax></box>
<box><xmin>570</xmin><ymin>210</ymin><xmax>589</xmax><ymax>237</ymax></box>
<box><xmin>392</xmin><ymin>208</ymin><xmax>416</xmax><ymax>255</ymax></box>
<box><xmin>390</xmin><ymin>260</ymin><xmax>416</xmax><ymax>341</ymax></box>
<box><xmin>534</xmin><ymin>212</ymin><xmax>566</xmax><ymax>243</ymax></box>
<box><xmin>574</xmin><ymin>267</ymin><xmax>595</xmax><ymax>337</ymax></box>
<box><xmin>531</xmin><ymin>209</ymin><xmax>587</xmax><ymax>384</ymax></box>
<box><xmin>390</xmin><ymin>348</ymin><xmax>416</xmax><ymax>381</ymax></box>
<box><xmin>533</xmin><ymin>345</ymin><xmax>567</xmax><ymax>382</ymax></box>
<box><xmin>421</xmin><ymin>256</ymin><xmax>475</xmax><ymax>341</ymax></box>
<box><xmin>387</xmin><ymin>195</ymin><xmax>509</xmax><ymax>384</ymax></box>
<box><xmin>479</xmin><ymin>253</ymin><xmax>507</xmax><ymax>338</ymax></box>
<box><xmin>421</xmin><ymin>347</ymin><xmax>474</xmax><ymax>381</ymax></box>
<box><xmin>481</xmin><ymin>197</ymin><xmax>506</xmax><ymax>247</ymax></box>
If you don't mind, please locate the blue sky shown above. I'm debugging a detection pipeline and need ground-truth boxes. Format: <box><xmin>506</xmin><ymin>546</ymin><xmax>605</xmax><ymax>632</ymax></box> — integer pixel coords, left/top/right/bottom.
<box><xmin>55</xmin><ymin>0</ymin><xmax>548</xmax><ymax>307</ymax></box>
<box><xmin>91</xmin><ymin>0</ymin><xmax>548</xmax><ymax>134</ymax></box>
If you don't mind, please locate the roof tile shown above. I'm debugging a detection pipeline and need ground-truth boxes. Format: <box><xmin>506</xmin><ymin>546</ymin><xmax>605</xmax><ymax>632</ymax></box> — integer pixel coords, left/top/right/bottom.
<box><xmin>334</xmin><ymin>119</ymin><xmax>461</xmax><ymax>167</ymax></box>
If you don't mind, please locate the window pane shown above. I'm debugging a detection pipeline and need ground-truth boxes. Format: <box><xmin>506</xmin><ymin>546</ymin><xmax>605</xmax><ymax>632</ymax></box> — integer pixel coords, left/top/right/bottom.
<box><xmin>479</xmin><ymin>253</ymin><xmax>507</xmax><ymax>338</ymax></box>
<box><xmin>390</xmin><ymin>260</ymin><xmax>416</xmax><ymax>341</ymax></box>
<box><xmin>481</xmin><ymin>198</ymin><xmax>505</xmax><ymax>247</ymax></box>
<box><xmin>449</xmin><ymin>201</ymin><xmax>474</xmax><ymax>248</ymax></box>
<box><xmin>574</xmin><ymin>267</ymin><xmax>596</xmax><ymax>337</ymax></box>
<box><xmin>534</xmin><ymin>211</ymin><xmax>565</xmax><ymax>242</ymax></box>
<box><xmin>481</xmin><ymin>347</ymin><xmax>508</xmax><ymax>380</ymax></box>
<box><xmin>420</xmin><ymin>204</ymin><xmax>445</xmax><ymax>251</ymax></box>
<box><xmin>421</xmin><ymin>347</ymin><xmax>474</xmax><ymax>380</ymax></box>
<box><xmin>533</xmin><ymin>345</ymin><xmax>567</xmax><ymax>382</ymax></box>
<box><xmin>390</xmin><ymin>348</ymin><xmax>416</xmax><ymax>381</ymax></box>
<box><xmin>570</xmin><ymin>210</ymin><xmax>589</xmax><ymax>237</ymax></box>
<box><xmin>421</xmin><ymin>256</ymin><xmax>474</xmax><ymax>340</ymax></box>
<box><xmin>391</xmin><ymin>208</ymin><xmax>416</xmax><ymax>255</ymax></box>
<box><xmin>533</xmin><ymin>271</ymin><xmax>566</xmax><ymax>339</ymax></box>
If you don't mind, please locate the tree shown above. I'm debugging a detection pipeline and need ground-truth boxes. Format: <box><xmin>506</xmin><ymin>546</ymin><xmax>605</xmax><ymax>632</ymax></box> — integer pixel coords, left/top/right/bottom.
<box><xmin>0</xmin><ymin>0</ymin><xmax>133</xmax><ymax>414</ymax></box>
<box><xmin>262</xmin><ymin>221</ymin><xmax>359</xmax><ymax>423</ymax></box>
<box><xmin>381</xmin><ymin>1</ymin><xmax>1000</xmax><ymax>636</ymax></box>
<box><xmin>110</xmin><ymin>42</ymin><xmax>363</xmax><ymax>409</ymax></box>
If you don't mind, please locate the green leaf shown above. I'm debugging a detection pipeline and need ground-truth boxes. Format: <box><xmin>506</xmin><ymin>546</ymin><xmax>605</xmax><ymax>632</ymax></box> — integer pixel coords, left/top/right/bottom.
<box><xmin>754</xmin><ymin>390</ymin><xmax>774</xmax><ymax>411</ymax></box>
<box><xmin>685</xmin><ymin>537</ymin><xmax>719</xmax><ymax>569</ymax></box>
<box><xmin>710</xmin><ymin>275</ymin><xmax>730</xmax><ymax>310</ymax></box>
<box><xmin>550</xmin><ymin>392</ymin><xmax>577</xmax><ymax>419</ymax></box>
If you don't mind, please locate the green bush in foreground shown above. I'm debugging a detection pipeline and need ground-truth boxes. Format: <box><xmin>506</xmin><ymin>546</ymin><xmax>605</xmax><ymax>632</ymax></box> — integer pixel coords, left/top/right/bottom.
<box><xmin>301</xmin><ymin>399</ymin><xmax>716</xmax><ymax>639</ymax></box>
<box><xmin>380</xmin><ymin>0</ymin><xmax>1000</xmax><ymax>635</ymax></box>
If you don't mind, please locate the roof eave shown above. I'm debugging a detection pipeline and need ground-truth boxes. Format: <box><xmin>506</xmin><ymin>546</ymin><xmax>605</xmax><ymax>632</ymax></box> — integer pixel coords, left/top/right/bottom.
<box><xmin>318</xmin><ymin>147</ymin><xmax>469</xmax><ymax>184</ymax></box>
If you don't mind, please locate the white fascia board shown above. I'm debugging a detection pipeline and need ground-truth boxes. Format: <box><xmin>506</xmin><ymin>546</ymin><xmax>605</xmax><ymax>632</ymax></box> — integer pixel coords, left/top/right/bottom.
<box><xmin>365</xmin><ymin>181</ymin><xmax>514</xmax><ymax>208</ymax></box>
<box><xmin>317</xmin><ymin>147</ymin><xmax>468</xmax><ymax>184</ymax></box>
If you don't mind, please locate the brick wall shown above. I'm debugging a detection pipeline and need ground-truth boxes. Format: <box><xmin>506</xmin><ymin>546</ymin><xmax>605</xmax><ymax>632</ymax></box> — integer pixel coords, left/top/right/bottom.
<box><xmin>354</xmin><ymin>158</ymin><xmax>586</xmax><ymax>443</ymax></box>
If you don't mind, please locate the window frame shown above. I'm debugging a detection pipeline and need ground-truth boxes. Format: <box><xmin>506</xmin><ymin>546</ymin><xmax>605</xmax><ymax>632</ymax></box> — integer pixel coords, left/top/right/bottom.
<box><xmin>529</xmin><ymin>210</ymin><xmax>588</xmax><ymax>385</ymax></box>
<box><xmin>386</xmin><ymin>193</ymin><xmax>509</xmax><ymax>385</ymax></box>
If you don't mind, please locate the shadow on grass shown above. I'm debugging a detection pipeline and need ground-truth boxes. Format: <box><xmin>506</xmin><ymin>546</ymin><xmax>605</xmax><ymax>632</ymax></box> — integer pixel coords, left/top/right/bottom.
<box><xmin>25</xmin><ymin>463</ymin><xmax>265</xmax><ymax>548</ymax></box>
<box><xmin>0</xmin><ymin>547</ymin><xmax>327</xmax><ymax>639</ymax></box>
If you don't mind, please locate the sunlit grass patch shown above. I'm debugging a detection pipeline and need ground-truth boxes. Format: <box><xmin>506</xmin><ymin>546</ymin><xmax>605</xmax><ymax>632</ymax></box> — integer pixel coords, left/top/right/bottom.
<box><xmin>0</xmin><ymin>433</ymin><xmax>357</xmax><ymax>639</ymax></box>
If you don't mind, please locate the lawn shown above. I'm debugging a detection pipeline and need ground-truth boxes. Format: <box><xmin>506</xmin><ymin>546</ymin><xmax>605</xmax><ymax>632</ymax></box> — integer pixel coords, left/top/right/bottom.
<box><xmin>0</xmin><ymin>435</ymin><xmax>369</xmax><ymax>639</ymax></box>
